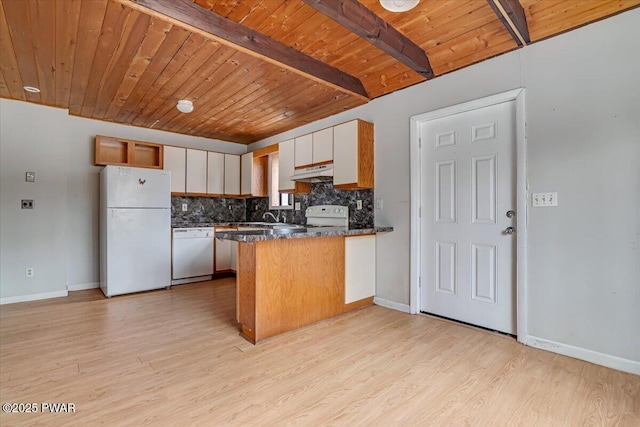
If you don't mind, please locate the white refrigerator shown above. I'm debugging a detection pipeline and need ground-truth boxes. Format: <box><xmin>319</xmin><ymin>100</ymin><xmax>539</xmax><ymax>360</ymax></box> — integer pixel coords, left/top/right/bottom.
<box><xmin>100</xmin><ymin>165</ymin><xmax>171</xmax><ymax>297</ymax></box>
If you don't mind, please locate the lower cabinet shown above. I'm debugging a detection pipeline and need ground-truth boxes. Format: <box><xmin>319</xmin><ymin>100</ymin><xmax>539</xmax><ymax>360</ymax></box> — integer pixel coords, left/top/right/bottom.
<box><xmin>344</xmin><ymin>234</ymin><xmax>376</xmax><ymax>304</ymax></box>
<box><xmin>214</xmin><ymin>227</ymin><xmax>237</xmax><ymax>272</ymax></box>
<box><xmin>230</xmin><ymin>241</ymin><xmax>237</xmax><ymax>271</ymax></box>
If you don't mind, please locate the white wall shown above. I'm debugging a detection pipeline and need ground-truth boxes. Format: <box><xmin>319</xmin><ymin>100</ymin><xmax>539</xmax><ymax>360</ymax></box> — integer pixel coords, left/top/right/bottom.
<box><xmin>0</xmin><ymin>100</ymin><xmax>246</xmax><ymax>300</ymax></box>
<box><xmin>250</xmin><ymin>10</ymin><xmax>640</xmax><ymax>365</ymax></box>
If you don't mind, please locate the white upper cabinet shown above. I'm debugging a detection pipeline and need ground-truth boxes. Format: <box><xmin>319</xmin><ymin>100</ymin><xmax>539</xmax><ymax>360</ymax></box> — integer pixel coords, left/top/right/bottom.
<box><xmin>224</xmin><ymin>154</ymin><xmax>240</xmax><ymax>195</ymax></box>
<box><xmin>333</xmin><ymin>119</ymin><xmax>374</xmax><ymax>189</ymax></box>
<box><xmin>278</xmin><ymin>139</ymin><xmax>295</xmax><ymax>192</ymax></box>
<box><xmin>294</xmin><ymin>130</ymin><xmax>333</xmax><ymax>168</ymax></box>
<box><xmin>294</xmin><ymin>134</ymin><xmax>313</xmax><ymax>168</ymax></box>
<box><xmin>240</xmin><ymin>153</ymin><xmax>253</xmax><ymax>196</ymax></box>
<box><xmin>186</xmin><ymin>149</ymin><xmax>207</xmax><ymax>194</ymax></box>
<box><xmin>163</xmin><ymin>145</ymin><xmax>186</xmax><ymax>193</ymax></box>
<box><xmin>312</xmin><ymin>127</ymin><xmax>333</xmax><ymax>164</ymax></box>
<box><xmin>207</xmin><ymin>151</ymin><xmax>224</xmax><ymax>195</ymax></box>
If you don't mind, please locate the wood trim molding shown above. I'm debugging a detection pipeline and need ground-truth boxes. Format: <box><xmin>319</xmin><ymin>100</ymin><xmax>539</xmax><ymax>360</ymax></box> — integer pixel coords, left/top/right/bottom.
<box><xmin>486</xmin><ymin>0</ymin><xmax>530</xmax><ymax>46</ymax></box>
<box><xmin>344</xmin><ymin>296</ymin><xmax>374</xmax><ymax>311</ymax></box>
<box><xmin>116</xmin><ymin>0</ymin><xmax>370</xmax><ymax>100</ymax></box>
<box><xmin>294</xmin><ymin>159</ymin><xmax>333</xmax><ymax>169</ymax></box>
<box><xmin>302</xmin><ymin>0</ymin><xmax>433</xmax><ymax>78</ymax></box>
<box><xmin>251</xmin><ymin>144</ymin><xmax>278</xmax><ymax>158</ymax></box>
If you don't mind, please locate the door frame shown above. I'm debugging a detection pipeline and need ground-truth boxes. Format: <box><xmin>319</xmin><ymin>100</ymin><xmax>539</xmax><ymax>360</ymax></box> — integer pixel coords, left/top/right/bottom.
<box><xmin>409</xmin><ymin>89</ymin><xmax>528</xmax><ymax>342</ymax></box>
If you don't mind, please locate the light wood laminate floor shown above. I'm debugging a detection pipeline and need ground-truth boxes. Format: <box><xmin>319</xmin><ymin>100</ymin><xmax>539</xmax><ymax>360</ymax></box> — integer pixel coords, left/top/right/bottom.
<box><xmin>1</xmin><ymin>279</ymin><xmax>638</xmax><ymax>426</ymax></box>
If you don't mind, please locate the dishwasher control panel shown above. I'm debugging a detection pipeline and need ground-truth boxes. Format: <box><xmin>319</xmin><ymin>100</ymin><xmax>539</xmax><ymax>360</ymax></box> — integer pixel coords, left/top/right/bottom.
<box><xmin>172</xmin><ymin>227</ymin><xmax>214</xmax><ymax>238</ymax></box>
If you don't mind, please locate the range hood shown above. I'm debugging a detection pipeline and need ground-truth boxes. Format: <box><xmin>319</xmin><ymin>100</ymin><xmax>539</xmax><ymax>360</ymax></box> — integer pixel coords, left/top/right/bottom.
<box><xmin>290</xmin><ymin>163</ymin><xmax>333</xmax><ymax>183</ymax></box>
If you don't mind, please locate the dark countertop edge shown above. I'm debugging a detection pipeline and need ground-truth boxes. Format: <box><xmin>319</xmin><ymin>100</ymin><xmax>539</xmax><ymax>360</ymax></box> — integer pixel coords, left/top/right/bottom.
<box><xmin>215</xmin><ymin>227</ymin><xmax>393</xmax><ymax>243</ymax></box>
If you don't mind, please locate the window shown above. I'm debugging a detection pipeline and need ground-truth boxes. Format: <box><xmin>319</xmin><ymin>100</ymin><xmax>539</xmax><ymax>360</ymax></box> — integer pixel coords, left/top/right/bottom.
<box><xmin>268</xmin><ymin>153</ymin><xmax>292</xmax><ymax>210</ymax></box>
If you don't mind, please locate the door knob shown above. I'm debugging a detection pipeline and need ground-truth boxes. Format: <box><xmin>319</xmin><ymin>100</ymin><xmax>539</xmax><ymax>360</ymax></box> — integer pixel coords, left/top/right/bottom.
<box><xmin>504</xmin><ymin>227</ymin><xmax>515</xmax><ymax>235</ymax></box>
<box><xmin>506</xmin><ymin>210</ymin><xmax>516</xmax><ymax>218</ymax></box>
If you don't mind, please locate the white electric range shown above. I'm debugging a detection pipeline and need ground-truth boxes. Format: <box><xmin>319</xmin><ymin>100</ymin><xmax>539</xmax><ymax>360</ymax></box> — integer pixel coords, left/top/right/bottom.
<box><xmin>305</xmin><ymin>205</ymin><xmax>349</xmax><ymax>230</ymax></box>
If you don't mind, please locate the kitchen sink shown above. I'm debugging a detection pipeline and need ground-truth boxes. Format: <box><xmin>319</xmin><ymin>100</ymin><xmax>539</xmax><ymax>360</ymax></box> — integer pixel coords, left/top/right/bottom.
<box><xmin>240</xmin><ymin>228</ymin><xmax>309</xmax><ymax>236</ymax></box>
<box><xmin>271</xmin><ymin>224</ymin><xmax>305</xmax><ymax>230</ymax></box>
<box><xmin>235</xmin><ymin>222</ymin><xmax>305</xmax><ymax>230</ymax></box>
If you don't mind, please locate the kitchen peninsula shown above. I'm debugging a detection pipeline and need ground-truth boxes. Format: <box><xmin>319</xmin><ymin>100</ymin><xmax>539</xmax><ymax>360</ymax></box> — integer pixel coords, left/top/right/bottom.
<box><xmin>216</xmin><ymin>226</ymin><xmax>392</xmax><ymax>343</ymax></box>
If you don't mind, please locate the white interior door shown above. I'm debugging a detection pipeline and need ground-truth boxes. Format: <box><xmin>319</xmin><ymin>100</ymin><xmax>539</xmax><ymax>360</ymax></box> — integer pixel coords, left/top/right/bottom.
<box><xmin>420</xmin><ymin>100</ymin><xmax>517</xmax><ymax>334</ymax></box>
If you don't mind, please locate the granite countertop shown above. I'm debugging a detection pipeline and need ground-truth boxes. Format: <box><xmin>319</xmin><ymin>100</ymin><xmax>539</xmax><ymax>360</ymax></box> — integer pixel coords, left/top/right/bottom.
<box><xmin>214</xmin><ymin>226</ymin><xmax>393</xmax><ymax>243</ymax></box>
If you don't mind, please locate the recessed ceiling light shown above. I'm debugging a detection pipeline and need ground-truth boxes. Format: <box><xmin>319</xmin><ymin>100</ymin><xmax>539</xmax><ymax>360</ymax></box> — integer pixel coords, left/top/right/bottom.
<box><xmin>176</xmin><ymin>99</ymin><xmax>194</xmax><ymax>113</ymax></box>
<box><xmin>23</xmin><ymin>86</ymin><xmax>41</xmax><ymax>93</ymax></box>
<box><xmin>380</xmin><ymin>0</ymin><xmax>420</xmax><ymax>12</ymax></box>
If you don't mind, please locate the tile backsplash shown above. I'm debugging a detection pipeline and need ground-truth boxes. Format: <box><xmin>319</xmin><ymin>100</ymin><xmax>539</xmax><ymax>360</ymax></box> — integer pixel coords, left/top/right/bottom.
<box><xmin>172</xmin><ymin>182</ymin><xmax>374</xmax><ymax>228</ymax></box>
<box><xmin>171</xmin><ymin>196</ymin><xmax>245</xmax><ymax>226</ymax></box>
<box><xmin>247</xmin><ymin>183</ymin><xmax>374</xmax><ymax>228</ymax></box>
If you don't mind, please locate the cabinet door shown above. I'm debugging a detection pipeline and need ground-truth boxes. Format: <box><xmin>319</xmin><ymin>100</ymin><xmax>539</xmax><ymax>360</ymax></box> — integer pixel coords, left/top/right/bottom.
<box><xmin>345</xmin><ymin>235</ymin><xmax>376</xmax><ymax>304</ymax></box>
<box><xmin>230</xmin><ymin>241</ymin><xmax>238</xmax><ymax>272</ymax></box>
<box><xmin>294</xmin><ymin>134</ymin><xmax>313</xmax><ymax>168</ymax></box>
<box><xmin>224</xmin><ymin>154</ymin><xmax>240</xmax><ymax>195</ymax></box>
<box><xmin>215</xmin><ymin>238</ymin><xmax>231</xmax><ymax>272</ymax></box>
<box><xmin>333</xmin><ymin>119</ymin><xmax>374</xmax><ymax>189</ymax></box>
<box><xmin>312</xmin><ymin>127</ymin><xmax>333</xmax><ymax>164</ymax></box>
<box><xmin>207</xmin><ymin>152</ymin><xmax>225</xmax><ymax>194</ymax></box>
<box><xmin>163</xmin><ymin>146</ymin><xmax>186</xmax><ymax>193</ymax></box>
<box><xmin>333</xmin><ymin>120</ymin><xmax>358</xmax><ymax>187</ymax></box>
<box><xmin>278</xmin><ymin>139</ymin><xmax>295</xmax><ymax>192</ymax></box>
<box><xmin>186</xmin><ymin>149</ymin><xmax>207</xmax><ymax>193</ymax></box>
<box><xmin>240</xmin><ymin>152</ymin><xmax>253</xmax><ymax>196</ymax></box>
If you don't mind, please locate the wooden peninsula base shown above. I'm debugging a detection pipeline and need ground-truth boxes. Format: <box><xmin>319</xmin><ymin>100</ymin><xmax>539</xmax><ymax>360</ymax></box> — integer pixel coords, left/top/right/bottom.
<box><xmin>236</xmin><ymin>236</ymin><xmax>373</xmax><ymax>343</ymax></box>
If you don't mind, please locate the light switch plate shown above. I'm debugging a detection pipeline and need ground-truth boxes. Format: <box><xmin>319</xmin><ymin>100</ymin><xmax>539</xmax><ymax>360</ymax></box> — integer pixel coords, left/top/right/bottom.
<box><xmin>181</xmin><ymin>203</ymin><xmax>188</xmax><ymax>212</ymax></box>
<box><xmin>294</xmin><ymin>202</ymin><xmax>301</xmax><ymax>210</ymax></box>
<box><xmin>356</xmin><ymin>200</ymin><xmax>362</xmax><ymax>210</ymax></box>
<box><xmin>375</xmin><ymin>198</ymin><xmax>383</xmax><ymax>209</ymax></box>
<box><xmin>532</xmin><ymin>192</ymin><xmax>558</xmax><ymax>207</ymax></box>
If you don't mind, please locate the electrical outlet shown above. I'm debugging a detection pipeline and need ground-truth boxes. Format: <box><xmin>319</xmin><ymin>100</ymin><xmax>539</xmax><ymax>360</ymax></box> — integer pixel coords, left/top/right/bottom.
<box><xmin>25</xmin><ymin>267</ymin><xmax>34</xmax><ymax>278</ymax></box>
<box><xmin>182</xmin><ymin>203</ymin><xmax>188</xmax><ymax>212</ymax></box>
<box><xmin>295</xmin><ymin>202</ymin><xmax>301</xmax><ymax>210</ymax></box>
<box><xmin>21</xmin><ymin>199</ymin><xmax>34</xmax><ymax>209</ymax></box>
<box><xmin>356</xmin><ymin>200</ymin><xmax>363</xmax><ymax>210</ymax></box>
<box><xmin>25</xmin><ymin>172</ymin><xmax>35</xmax><ymax>182</ymax></box>
<box><xmin>532</xmin><ymin>192</ymin><xmax>558</xmax><ymax>207</ymax></box>
<box><xmin>375</xmin><ymin>198</ymin><xmax>383</xmax><ymax>209</ymax></box>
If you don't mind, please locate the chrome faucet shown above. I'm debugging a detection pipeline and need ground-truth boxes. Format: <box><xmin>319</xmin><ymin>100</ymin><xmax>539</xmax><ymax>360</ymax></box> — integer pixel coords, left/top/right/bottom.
<box><xmin>262</xmin><ymin>212</ymin><xmax>279</xmax><ymax>223</ymax></box>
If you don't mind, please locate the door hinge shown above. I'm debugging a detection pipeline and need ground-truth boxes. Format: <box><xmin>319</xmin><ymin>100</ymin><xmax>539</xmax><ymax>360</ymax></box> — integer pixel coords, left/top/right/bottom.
<box><xmin>418</xmin><ymin>138</ymin><xmax>422</xmax><ymax>149</ymax></box>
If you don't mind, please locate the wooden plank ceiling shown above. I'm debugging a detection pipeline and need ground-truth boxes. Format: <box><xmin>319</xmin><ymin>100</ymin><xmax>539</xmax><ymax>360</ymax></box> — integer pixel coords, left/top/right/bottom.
<box><xmin>1</xmin><ymin>0</ymin><xmax>638</xmax><ymax>144</ymax></box>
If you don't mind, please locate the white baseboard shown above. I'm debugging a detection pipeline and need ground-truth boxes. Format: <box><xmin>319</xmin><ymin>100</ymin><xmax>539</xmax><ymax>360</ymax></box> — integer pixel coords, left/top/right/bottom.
<box><xmin>374</xmin><ymin>297</ymin><xmax>411</xmax><ymax>313</ymax></box>
<box><xmin>525</xmin><ymin>335</ymin><xmax>640</xmax><ymax>376</ymax></box>
<box><xmin>0</xmin><ymin>290</ymin><xmax>69</xmax><ymax>305</ymax></box>
<box><xmin>67</xmin><ymin>282</ymin><xmax>99</xmax><ymax>291</ymax></box>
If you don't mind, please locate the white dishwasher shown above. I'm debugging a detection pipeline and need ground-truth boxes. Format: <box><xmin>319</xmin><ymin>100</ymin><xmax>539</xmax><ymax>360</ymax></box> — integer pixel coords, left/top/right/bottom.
<box><xmin>172</xmin><ymin>227</ymin><xmax>214</xmax><ymax>285</ymax></box>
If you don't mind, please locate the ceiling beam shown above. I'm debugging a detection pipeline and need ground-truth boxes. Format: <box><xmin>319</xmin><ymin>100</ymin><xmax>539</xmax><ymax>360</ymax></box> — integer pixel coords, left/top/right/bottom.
<box><xmin>302</xmin><ymin>0</ymin><xmax>433</xmax><ymax>79</ymax></box>
<box><xmin>487</xmin><ymin>0</ymin><xmax>530</xmax><ymax>46</ymax></box>
<box><xmin>115</xmin><ymin>0</ymin><xmax>370</xmax><ymax>101</ymax></box>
